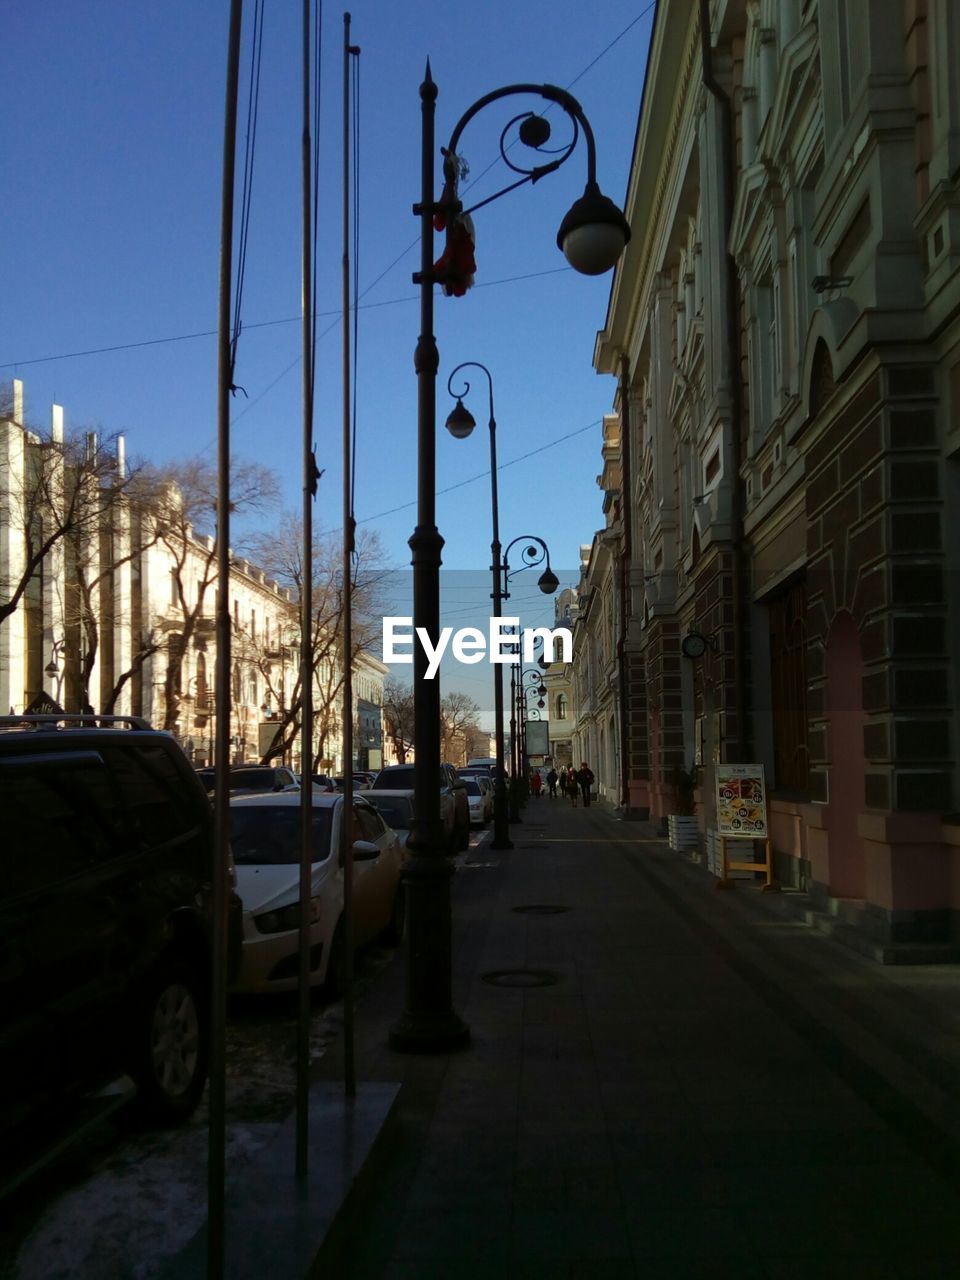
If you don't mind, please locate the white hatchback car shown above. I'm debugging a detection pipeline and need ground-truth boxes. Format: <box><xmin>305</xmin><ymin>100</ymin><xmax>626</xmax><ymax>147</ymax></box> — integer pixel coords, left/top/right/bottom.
<box><xmin>228</xmin><ymin>792</ymin><xmax>405</xmax><ymax>994</ymax></box>
<box><xmin>459</xmin><ymin>772</ymin><xmax>494</xmax><ymax>823</ymax></box>
<box><xmin>461</xmin><ymin>776</ymin><xmax>491</xmax><ymax>826</ymax></box>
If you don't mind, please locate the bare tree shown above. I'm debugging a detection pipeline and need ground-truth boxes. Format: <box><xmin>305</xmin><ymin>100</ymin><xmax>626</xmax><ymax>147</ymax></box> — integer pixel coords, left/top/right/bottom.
<box><xmin>383</xmin><ymin>677</ymin><xmax>415</xmax><ymax>763</ymax></box>
<box><xmin>441</xmin><ymin>690</ymin><xmax>481</xmax><ymax>765</ymax></box>
<box><xmin>246</xmin><ymin>519</ymin><xmax>388</xmax><ymax>770</ymax></box>
<box><xmin>142</xmin><ymin>456</ymin><xmax>280</xmax><ymax>731</ymax></box>
<box><xmin>58</xmin><ymin>459</ymin><xmax>168</xmax><ymax>713</ymax></box>
<box><xmin>0</xmin><ymin>417</ymin><xmax>131</xmax><ymax>630</ymax></box>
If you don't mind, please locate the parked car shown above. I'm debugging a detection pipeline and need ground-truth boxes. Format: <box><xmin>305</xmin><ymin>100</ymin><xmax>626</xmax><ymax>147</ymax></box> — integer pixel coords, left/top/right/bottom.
<box><xmin>228</xmin><ymin>791</ymin><xmax>405</xmax><ymax>995</ymax></box>
<box><xmin>362</xmin><ymin>782</ymin><xmax>456</xmax><ymax>850</ymax></box>
<box><xmin>0</xmin><ymin>713</ymin><xmax>240</xmax><ymax>1185</ymax></box>
<box><xmin>370</xmin><ymin>763</ymin><xmax>469</xmax><ymax>850</ymax></box>
<box><xmin>460</xmin><ymin>771</ymin><xmax>494</xmax><ymax>822</ymax></box>
<box><xmin>465</xmin><ymin>757</ymin><xmax>497</xmax><ymax>777</ymax></box>
<box><xmin>461</xmin><ymin>776</ymin><xmax>490</xmax><ymax>826</ymax></box>
<box><xmin>196</xmin><ymin>763</ymin><xmax>299</xmax><ymax>795</ymax></box>
<box><xmin>332</xmin><ymin>773</ymin><xmax>379</xmax><ymax>791</ymax></box>
<box><xmin>358</xmin><ymin>789</ymin><xmax>414</xmax><ymax>851</ymax></box>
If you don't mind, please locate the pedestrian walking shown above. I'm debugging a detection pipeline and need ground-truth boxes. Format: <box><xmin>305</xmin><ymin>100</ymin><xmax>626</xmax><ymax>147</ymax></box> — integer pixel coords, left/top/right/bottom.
<box><xmin>530</xmin><ymin>769</ymin><xmax>542</xmax><ymax>798</ymax></box>
<box><xmin>577</xmin><ymin>762</ymin><xmax>595</xmax><ymax>807</ymax></box>
<box><xmin>567</xmin><ymin>770</ymin><xmax>578</xmax><ymax>806</ymax></box>
<box><xmin>546</xmin><ymin>767</ymin><xmax>558</xmax><ymax>799</ymax></box>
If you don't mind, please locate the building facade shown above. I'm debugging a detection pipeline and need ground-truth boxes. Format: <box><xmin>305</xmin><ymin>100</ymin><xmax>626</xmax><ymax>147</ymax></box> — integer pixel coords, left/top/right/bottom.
<box><xmin>587</xmin><ymin>0</ymin><xmax>960</xmax><ymax>951</ymax></box>
<box><xmin>544</xmin><ymin>587</ymin><xmax>577</xmax><ymax>769</ymax></box>
<box><xmin>1</xmin><ymin>380</ymin><xmax>384</xmax><ymax>773</ymax></box>
<box><xmin>570</xmin><ymin>453</ymin><xmax>625</xmax><ymax>801</ymax></box>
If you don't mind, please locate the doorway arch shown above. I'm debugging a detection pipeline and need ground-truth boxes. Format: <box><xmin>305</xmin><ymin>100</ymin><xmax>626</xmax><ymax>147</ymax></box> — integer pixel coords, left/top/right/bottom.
<box><xmin>824</xmin><ymin>611</ymin><xmax>866</xmax><ymax>898</ymax></box>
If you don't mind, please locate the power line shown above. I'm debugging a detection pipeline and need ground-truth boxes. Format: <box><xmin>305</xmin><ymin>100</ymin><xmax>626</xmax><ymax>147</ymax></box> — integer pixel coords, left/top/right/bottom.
<box><xmin>0</xmin><ymin>267</ymin><xmax>572</xmax><ymax>372</ymax></box>
<box><xmin>323</xmin><ymin>415</ymin><xmax>601</xmax><ymax>534</ymax></box>
<box><xmin>565</xmin><ymin>2</ymin><xmax>655</xmax><ymax>92</ymax></box>
<box><xmin>2</xmin><ymin>8</ymin><xmax>653</xmax><ymax>375</ymax></box>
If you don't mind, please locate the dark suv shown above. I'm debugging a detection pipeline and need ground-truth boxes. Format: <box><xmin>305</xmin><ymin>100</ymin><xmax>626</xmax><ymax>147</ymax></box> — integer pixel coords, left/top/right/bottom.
<box><xmin>370</xmin><ymin>763</ymin><xmax>469</xmax><ymax>851</ymax></box>
<box><xmin>0</xmin><ymin>714</ymin><xmax>233</xmax><ymax>1179</ymax></box>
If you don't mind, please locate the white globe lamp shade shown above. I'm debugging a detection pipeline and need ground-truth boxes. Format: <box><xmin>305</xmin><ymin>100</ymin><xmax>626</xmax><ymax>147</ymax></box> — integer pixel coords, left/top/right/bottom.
<box><xmin>557</xmin><ymin>183</ymin><xmax>631</xmax><ymax>275</ymax></box>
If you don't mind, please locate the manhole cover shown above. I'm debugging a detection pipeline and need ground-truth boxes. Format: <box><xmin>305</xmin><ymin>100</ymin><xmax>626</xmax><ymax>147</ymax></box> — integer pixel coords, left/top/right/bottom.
<box><xmin>482</xmin><ymin>969</ymin><xmax>559</xmax><ymax>988</ymax></box>
<box><xmin>512</xmin><ymin>904</ymin><xmax>569</xmax><ymax>915</ymax></box>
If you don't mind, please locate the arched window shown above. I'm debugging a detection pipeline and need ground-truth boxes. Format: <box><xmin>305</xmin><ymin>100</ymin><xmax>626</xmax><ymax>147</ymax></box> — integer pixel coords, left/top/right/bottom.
<box><xmin>556</xmin><ymin>693</ymin><xmax>568</xmax><ymax>720</ymax></box>
<box><xmin>809</xmin><ymin>339</ymin><xmax>836</xmax><ymax>417</ymax></box>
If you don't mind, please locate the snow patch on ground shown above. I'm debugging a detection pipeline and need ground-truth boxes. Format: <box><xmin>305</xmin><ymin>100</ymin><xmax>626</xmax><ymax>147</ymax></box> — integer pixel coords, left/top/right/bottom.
<box><xmin>11</xmin><ymin>953</ymin><xmax>392</xmax><ymax>1280</ymax></box>
<box><xmin>16</xmin><ymin>1125</ymin><xmax>275</xmax><ymax>1280</ymax></box>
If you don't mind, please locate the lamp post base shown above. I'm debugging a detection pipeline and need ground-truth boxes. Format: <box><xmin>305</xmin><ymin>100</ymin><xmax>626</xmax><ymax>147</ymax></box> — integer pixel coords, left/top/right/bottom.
<box><xmin>490</xmin><ymin>789</ymin><xmax>513</xmax><ymax>850</ymax></box>
<box><xmin>389</xmin><ymin>852</ymin><xmax>470</xmax><ymax>1054</ymax></box>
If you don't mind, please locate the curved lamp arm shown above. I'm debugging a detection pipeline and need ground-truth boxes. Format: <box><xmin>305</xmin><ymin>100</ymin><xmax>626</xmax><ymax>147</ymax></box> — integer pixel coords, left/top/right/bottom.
<box><xmin>445</xmin><ymin>82</ymin><xmax>597</xmax><ymax>200</ymax></box>
<box><xmin>501</xmin><ymin>535</ymin><xmax>559</xmax><ymax>600</ymax></box>
<box><xmin>446</xmin><ymin>360</ymin><xmax>494</xmax><ymax>425</ymax></box>
<box><xmin>438</xmin><ymin>82</ymin><xmax>630</xmax><ymax>276</ymax></box>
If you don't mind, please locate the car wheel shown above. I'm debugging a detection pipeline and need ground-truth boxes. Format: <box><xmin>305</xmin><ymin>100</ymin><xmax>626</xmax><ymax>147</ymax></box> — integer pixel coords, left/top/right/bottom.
<box><xmin>128</xmin><ymin>961</ymin><xmax>208</xmax><ymax>1126</ymax></box>
<box><xmin>382</xmin><ymin>881</ymin><xmax>406</xmax><ymax>947</ymax></box>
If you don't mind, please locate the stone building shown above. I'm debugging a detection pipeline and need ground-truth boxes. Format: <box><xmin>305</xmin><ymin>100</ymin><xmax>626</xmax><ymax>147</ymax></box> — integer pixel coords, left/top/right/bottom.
<box><xmin>570</xmin><ymin>436</ymin><xmax>625</xmax><ymax>801</ymax></box>
<box><xmin>1</xmin><ymin>379</ymin><xmax>384</xmax><ymax>773</ymax></box>
<box><xmin>543</xmin><ymin>587</ymin><xmax>577</xmax><ymax>769</ymax></box>
<box><xmin>587</xmin><ymin>0</ymin><xmax>960</xmax><ymax>952</ymax></box>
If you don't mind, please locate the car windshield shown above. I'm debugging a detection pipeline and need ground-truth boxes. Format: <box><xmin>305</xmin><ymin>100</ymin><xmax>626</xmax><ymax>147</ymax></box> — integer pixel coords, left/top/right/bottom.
<box><xmin>463</xmin><ymin>779</ymin><xmax>482</xmax><ymax>795</ymax></box>
<box><xmin>228</xmin><ymin>768</ymin><xmax>283</xmax><ymax>791</ymax></box>
<box><xmin>230</xmin><ymin>805</ymin><xmax>333</xmax><ymax>865</ymax></box>
<box><xmin>368</xmin><ymin>798</ymin><xmax>412</xmax><ymax>829</ymax></box>
<box><xmin>371</xmin><ymin>767</ymin><xmax>415</xmax><ymax>788</ymax></box>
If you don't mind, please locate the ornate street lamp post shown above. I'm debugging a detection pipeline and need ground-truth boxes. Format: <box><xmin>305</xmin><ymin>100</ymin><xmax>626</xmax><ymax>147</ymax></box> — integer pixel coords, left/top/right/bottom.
<box><xmin>445</xmin><ymin>374</ymin><xmax>560</xmax><ymax>849</ymax></box>
<box><xmin>391</xmin><ymin>67</ymin><xmax>630</xmax><ymax>1054</ymax></box>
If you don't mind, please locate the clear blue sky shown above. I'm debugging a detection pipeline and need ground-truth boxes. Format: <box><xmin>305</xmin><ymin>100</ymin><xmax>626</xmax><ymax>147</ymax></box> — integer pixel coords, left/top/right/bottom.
<box><xmin>2</xmin><ymin>1</ymin><xmax>653</xmax><ymax>719</ymax></box>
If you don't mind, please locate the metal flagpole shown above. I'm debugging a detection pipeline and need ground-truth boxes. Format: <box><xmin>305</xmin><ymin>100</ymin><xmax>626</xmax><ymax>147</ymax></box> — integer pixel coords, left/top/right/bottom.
<box><xmin>296</xmin><ymin>0</ymin><xmax>315</xmax><ymax>1180</ymax></box>
<box><xmin>341</xmin><ymin>8</ymin><xmax>358</xmax><ymax>1099</ymax></box>
<box><xmin>211</xmin><ymin>1</ymin><xmax>244</xmax><ymax>1273</ymax></box>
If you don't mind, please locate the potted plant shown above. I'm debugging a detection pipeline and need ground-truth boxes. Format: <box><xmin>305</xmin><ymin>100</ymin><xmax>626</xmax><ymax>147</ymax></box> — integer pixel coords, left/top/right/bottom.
<box><xmin>666</xmin><ymin>762</ymin><xmax>699</xmax><ymax>851</ymax></box>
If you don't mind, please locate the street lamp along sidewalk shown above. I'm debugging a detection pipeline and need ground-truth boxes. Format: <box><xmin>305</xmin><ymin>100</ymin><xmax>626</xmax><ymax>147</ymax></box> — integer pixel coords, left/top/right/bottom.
<box><xmin>445</xmin><ymin>363</ymin><xmax>561</xmax><ymax>852</ymax></box>
<box><xmin>391</xmin><ymin>65</ymin><xmax>630</xmax><ymax>1054</ymax></box>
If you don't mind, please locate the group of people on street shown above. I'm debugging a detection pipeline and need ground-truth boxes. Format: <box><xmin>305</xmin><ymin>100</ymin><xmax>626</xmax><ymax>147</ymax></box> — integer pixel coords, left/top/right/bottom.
<box><xmin>535</xmin><ymin>763</ymin><xmax>594</xmax><ymax>806</ymax></box>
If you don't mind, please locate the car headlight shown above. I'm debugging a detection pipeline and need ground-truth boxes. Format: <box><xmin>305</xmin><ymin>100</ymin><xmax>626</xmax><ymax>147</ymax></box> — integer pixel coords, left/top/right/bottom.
<box><xmin>254</xmin><ymin>897</ymin><xmax>321</xmax><ymax>935</ymax></box>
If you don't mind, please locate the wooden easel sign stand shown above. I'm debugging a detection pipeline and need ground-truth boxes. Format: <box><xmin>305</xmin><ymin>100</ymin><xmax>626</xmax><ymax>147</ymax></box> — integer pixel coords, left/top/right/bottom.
<box><xmin>713</xmin><ymin>763</ymin><xmax>780</xmax><ymax>893</ymax></box>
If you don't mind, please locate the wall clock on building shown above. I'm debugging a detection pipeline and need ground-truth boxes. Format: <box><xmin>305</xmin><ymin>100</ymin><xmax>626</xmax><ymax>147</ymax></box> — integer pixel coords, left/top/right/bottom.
<box><xmin>681</xmin><ymin>631</ymin><xmax>709</xmax><ymax>659</ymax></box>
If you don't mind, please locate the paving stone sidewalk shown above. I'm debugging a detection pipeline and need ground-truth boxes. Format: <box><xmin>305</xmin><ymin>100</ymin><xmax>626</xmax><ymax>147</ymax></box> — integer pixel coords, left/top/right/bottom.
<box><xmin>310</xmin><ymin>797</ymin><xmax>960</xmax><ymax>1279</ymax></box>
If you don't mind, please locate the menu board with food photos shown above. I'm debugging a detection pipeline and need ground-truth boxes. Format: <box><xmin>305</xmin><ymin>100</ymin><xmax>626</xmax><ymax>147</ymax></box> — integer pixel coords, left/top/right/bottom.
<box><xmin>716</xmin><ymin>764</ymin><xmax>768</xmax><ymax>838</ymax></box>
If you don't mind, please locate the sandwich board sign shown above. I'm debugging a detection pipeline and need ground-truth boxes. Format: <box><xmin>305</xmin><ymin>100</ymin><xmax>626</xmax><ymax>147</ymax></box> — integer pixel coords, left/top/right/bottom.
<box><xmin>713</xmin><ymin>763</ymin><xmax>777</xmax><ymax>891</ymax></box>
<box><xmin>716</xmin><ymin>764</ymin><xmax>768</xmax><ymax>838</ymax></box>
